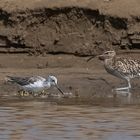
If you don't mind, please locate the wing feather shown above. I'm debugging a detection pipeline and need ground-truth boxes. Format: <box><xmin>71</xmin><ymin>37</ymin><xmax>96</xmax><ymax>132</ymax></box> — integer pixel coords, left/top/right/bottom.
<box><xmin>7</xmin><ymin>76</ymin><xmax>46</xmax><ymax>86</ymax></box>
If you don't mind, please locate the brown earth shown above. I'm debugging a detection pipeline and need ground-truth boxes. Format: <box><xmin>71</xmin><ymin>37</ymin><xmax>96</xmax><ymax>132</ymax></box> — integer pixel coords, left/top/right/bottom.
<box><xmin>0</xmin><ymin>52</ymin><xmax>140</xmax><ymax>100</ymax></box>
<box><xmin>0</xmin><ymin>0</ymin><xmax>140</xmax><ymax>55</ymax></box>
<box><xmin>0</xmin><ymin>0</ymin><xmax>139</xmax><ymax>100</ymax></box>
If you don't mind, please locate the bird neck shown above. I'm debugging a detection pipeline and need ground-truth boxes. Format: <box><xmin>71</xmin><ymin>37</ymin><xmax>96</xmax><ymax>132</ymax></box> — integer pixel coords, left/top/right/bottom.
<box><xmin>44</xmin><ymin>81</ymin><xmax>51</xmax><ymax>88</ymax></box>
<box><xmin>104</xmin><ymin>56</ymin><xmax>116</xmax><ymax>68</ymax></box>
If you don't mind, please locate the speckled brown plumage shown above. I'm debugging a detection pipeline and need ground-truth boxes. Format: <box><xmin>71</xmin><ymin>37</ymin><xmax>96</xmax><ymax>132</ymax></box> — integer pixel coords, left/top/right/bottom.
<box><xmin>105</xmin><ymin>56</ymin><xmax>140</xmax><ymax>79</ymax></box>
<box><xmin>99</xmin><ymin>51</ymin><xmax>140</xmax><ymax>92</ymax></box>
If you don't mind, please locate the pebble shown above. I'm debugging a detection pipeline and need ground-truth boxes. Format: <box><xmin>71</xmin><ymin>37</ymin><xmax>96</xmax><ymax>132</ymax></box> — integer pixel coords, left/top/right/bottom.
<box><xmin>63</xmin><ymin>92</ymin><xmax>73</xmax><ymax>98</ymax></box>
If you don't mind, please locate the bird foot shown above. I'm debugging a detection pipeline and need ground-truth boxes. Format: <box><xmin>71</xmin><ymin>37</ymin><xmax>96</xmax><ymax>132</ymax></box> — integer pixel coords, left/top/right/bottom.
<box><xmin>113</xmin><ymin>87</ymin><xmax>131</xmax><ymax>92</ymax></box>
<box><xmin>112</xmin><ymin>87</ymin><xmax>131</xmax><ymax>97</ymax></box>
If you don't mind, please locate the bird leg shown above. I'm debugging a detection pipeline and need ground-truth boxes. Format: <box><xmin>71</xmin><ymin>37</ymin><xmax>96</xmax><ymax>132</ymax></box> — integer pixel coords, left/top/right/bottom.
<box><xmin>114</xmin><ymin>78</ymin><xmax>131</xmax><ymax>92</ymax></box>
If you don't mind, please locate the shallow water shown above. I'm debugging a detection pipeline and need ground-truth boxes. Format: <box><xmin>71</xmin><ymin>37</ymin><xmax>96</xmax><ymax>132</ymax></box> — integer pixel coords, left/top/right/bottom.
<box><xmin>0</xmin><ymin>97</ymin><xmax>140</xmax><ymax>140</ymax></box>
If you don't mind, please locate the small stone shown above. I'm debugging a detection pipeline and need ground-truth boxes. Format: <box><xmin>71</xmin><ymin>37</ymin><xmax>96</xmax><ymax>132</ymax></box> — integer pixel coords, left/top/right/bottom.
<box><xmin>37</xmin><ymin>63</ymin><xmax>44</xmax><ymax>69</ymax></box>
<box><xmin>63</xmin><ymin>92</ymin><xmax>73</xmax><ymax>98</ymax></box>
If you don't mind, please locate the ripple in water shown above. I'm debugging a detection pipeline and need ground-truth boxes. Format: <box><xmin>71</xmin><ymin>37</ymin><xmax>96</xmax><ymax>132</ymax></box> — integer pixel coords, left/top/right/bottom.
<box><xmin>0</xmin><ymin>98</ymin><xmax>140</xmax><ymax>140</ymax></box>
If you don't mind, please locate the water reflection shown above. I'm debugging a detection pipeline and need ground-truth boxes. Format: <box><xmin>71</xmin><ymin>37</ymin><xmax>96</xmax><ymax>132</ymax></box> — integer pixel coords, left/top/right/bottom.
<box><xmin>0</xmin><ymin>97</ymin><xmax>140</xmax><ymax>140</ymax></box>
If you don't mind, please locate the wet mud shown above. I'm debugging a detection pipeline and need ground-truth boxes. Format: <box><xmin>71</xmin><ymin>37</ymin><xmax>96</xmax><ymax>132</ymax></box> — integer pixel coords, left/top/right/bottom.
<box><xmin>0</xmin><ymin>53</ymin><xmax>139</xmax><ymax>101</ymax></box>
<box><xmin>0</xmin><ymin>0</ymin><xmax>139</xmax><ymax>101</ymax></box>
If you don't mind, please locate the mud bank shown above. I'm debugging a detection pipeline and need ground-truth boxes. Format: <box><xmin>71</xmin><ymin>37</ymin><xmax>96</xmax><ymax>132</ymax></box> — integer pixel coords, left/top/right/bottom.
<box><xmin>0</xmin><ymin>0</ymin><xmax>139</xmax><ymax>99</ymax></box>
<box><xmin>0</xmin><ymin>0</ymin><xmax>140</xmax><ymax>56</ymax></box>
<box><xmin>0</xmin><ymin>53</ymin><xmax>139</xmax><ymax>99</ymax></box>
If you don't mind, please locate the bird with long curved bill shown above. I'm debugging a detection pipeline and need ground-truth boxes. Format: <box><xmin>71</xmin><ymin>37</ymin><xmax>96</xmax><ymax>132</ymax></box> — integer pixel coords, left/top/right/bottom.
<box><xmin>88</xmin><ymin>50</ymin><xmax>140</xmax><ymax>93</ymax></box>
<box><xmin>99</xmin><ymin>51</ymin><xmax>140</xmax><ymax>93</ymax></box>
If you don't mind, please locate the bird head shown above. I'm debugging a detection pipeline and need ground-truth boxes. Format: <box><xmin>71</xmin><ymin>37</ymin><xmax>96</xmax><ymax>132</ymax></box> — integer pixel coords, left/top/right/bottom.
<box><xmin>48</xmin><ymin>75</ymin><xmax>58</xmax><ymax>86</ymax></box>
<box><xmin>48</xmin><ymin>75</ymin><xmax>64</xmax><ymax>94</ymax></box>
<box><xmin>98</xmin><ymin>50</ymin><xmax>116</xmax><ymax>60</ymax></box>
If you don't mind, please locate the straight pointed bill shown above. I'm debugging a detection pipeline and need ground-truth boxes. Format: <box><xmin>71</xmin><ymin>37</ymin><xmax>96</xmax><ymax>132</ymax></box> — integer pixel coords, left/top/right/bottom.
<box><xmin>55</xmin><ymin>84</ymin><xmax>64</xmax><ymax>95</ymax></box>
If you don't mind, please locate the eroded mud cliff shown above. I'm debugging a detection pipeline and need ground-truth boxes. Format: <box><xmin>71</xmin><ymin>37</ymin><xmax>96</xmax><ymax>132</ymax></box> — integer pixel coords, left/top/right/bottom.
<box><xmin>0</xmin><ymin>0</ymin><xmax>140</xmax><ymax>56</ymax></box>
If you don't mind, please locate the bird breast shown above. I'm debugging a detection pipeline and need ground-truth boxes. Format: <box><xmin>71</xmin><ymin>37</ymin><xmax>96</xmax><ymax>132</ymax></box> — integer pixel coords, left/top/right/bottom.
<box><xmin>104</xmin><ymin>58</ymin><xmax>115</xmax><ymax>73</ymax></box>
<box><xmin>25</xmin><ymin>80</ymin><xmax>44</xmax><ymax>88</ymax></box>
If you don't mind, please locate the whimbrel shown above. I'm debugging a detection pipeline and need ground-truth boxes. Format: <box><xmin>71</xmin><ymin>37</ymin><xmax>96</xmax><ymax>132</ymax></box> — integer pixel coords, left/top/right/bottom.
<box><xmin>98</xmin><ymin>50</ymin><xmax>140</xmax><ymax>92</ymax></box>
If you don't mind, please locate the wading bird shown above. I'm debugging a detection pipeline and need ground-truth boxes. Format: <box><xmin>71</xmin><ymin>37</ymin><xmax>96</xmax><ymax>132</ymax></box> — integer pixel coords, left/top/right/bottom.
<box><xmin>98</xmin><ymin>50</ymin><xmax>140</xmax><ymax>92</ymax></box>
<box><xmin>7</xmin><ymin>75</ymin><xmax>64</xmax><ymax>96</ymax></box>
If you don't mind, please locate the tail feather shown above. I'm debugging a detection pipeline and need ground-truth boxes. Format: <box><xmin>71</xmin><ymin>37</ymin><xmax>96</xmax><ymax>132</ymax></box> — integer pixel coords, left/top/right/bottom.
<box><xmin>5</xmin><ymin>76</ymin><xmax>14</xmax><ymax>82</ymax></box>
<box><xmin>5</xmin><ymin>76</ymin><xmax>31</xmax><ymax>86</ymax></box>
<box><xmin>5</xmin><ymin>76</ymin><xmax>22</xmax><ymax>83</ymax></box>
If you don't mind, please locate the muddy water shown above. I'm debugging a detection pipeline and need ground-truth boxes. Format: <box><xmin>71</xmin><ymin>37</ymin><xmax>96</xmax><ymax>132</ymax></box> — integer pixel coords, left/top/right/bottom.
<box><xmin>0</xmin><ymin>97</ymin><xmax>140</xmax><ymax>140</ymax></box>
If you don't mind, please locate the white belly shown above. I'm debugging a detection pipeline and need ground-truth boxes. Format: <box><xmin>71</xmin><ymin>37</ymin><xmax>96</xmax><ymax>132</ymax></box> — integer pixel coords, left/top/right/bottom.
<box><xmin>23</xmin><ymin>81</ymin><xmax>47</xmax><ymax>92</ymax></box>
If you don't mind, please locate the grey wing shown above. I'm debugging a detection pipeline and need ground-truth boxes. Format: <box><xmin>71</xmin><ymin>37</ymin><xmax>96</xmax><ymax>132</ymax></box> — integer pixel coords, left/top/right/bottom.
<box><xmin>7</xmin><ymin>76</ymin><xmax>37</xmax><ymax>86</ymax></box>
<box><xmin>29</xmin><ymin>76</ymin><xmax>46</xmax><ymax>83</ymax></box>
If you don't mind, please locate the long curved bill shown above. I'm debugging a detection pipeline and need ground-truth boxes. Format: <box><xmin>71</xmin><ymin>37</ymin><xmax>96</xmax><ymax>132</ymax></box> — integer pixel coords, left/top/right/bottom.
<box><xmin>55</xmin><ymin>84</ymin><xmax>64</xmax><ymax>95</ymax></box>
<box><xmin>87</xmin><ymin>55</ymin><xmax>97</xmax><ymax>62</ymax></box>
